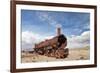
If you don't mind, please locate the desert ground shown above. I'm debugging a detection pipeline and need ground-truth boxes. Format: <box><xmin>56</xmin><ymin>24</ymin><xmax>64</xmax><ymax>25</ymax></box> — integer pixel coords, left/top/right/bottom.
<box><xmin>21</xmin><ymin>47</ymin><xmax>90</xmax><ymax>63</ymax></box>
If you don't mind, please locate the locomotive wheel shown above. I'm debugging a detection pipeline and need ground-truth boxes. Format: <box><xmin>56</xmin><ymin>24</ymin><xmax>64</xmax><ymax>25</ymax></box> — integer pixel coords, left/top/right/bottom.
<box><xmin>64</xmin><ymin>48</ymin><xmax>69</xmax><ymax>57</ymax></box>
<box><xmin>36</xmin><ymin>49</ymin><xmax>44</xmax><ymax>55</ymax></box>
<box><xmin>54</xmin><ymin>49</ymin><xmax>65</xmax><ymax>59</ymax></box>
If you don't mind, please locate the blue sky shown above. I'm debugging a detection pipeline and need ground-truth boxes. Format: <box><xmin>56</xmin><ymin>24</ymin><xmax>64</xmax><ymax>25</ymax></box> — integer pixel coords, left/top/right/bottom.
<box><xmin>21</xmin><ymin>9</ymin><xmax>90</xmax><ymax>37</ymax></box>
<box><xmin>21</xmin><ymin>9</ymin><xmax>90</xmax><ymax>49</ymax></box>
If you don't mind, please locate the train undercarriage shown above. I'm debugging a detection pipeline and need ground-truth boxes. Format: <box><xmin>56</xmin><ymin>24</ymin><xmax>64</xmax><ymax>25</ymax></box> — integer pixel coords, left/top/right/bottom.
<box><xmin>34</xmin><ymin>47</ymin><xmax>69</xmax><ymax>59</ymax></box>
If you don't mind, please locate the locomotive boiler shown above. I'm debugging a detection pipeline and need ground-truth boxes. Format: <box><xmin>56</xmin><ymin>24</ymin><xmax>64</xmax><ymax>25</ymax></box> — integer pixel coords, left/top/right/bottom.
<box><xmin>33</xmin><ymin>27</ymin><xmax>69</xmax><ymax>59</ymax></box>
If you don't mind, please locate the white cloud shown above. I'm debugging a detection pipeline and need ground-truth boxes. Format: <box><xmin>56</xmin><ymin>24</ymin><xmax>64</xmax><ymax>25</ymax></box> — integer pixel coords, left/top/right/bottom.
<box><xmin>22</xmin><ymin>31</ymin><xmax>90</xmax><ymax>50</ymax></box>
<box><xmin>22</xmin><ymin>31</ymin><xmax>43</xmax><ymax>50</ymax></box>
<box><xmin>22</xmin><ymin>31</ymin><xmax>41</xmax><ymax>44</ymax></box>
<box><xmin>21</xmin><ymin>31</ymin><xmax>54</xmax><ymax>50</ymax></box>
<box><xmin>67</xmin><ymin>31</ymin><xmax>90</xmax><ymax>49</ymax></box>
<box><xmin>36</xmin><ymin>12</ymin><xmax>62</xmax><ymax>28</ymax></box>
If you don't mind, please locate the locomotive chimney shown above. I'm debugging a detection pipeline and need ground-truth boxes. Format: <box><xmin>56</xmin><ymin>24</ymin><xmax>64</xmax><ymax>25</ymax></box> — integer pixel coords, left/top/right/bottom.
<box><xmin>56</xmin><ymin>27</ymin><xmax>61</xmax><ymax>36</ymax></box>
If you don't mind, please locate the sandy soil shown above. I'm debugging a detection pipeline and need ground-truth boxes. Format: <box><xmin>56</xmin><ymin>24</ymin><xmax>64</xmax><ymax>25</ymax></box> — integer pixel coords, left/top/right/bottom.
<box><xmin>21</xmin><ymin>48</ymin><xmax>90</xmax><ymax>63</ymax></box>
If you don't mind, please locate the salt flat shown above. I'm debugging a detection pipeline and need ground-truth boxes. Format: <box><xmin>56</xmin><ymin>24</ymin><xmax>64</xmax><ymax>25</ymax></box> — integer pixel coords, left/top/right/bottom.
<box><xmin>21</xmin><ymin>47</ymin><xmax>89</xmax><ymax>63</ymax></box>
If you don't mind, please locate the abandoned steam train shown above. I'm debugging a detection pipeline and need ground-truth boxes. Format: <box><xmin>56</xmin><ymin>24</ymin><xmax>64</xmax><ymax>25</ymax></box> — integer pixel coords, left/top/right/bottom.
<box><xmin>33</xmin><ymin>27</ymin><xmax>69</xmax><ymax>59</ymax></box>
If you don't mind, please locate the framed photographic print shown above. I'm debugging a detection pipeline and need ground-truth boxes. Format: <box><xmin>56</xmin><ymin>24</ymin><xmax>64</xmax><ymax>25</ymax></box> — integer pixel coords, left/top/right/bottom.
<box><xmin>10</xmin><ymin>0</ymin><xmax>97</xmax><ymax>72</ymax></box>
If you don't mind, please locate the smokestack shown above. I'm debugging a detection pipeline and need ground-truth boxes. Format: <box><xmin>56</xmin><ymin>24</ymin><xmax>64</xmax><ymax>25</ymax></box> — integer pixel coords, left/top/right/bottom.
<box><xmin>56</xmin><ymin>27</ymin><xmax>61</xmax><ymax>36</ymax></box>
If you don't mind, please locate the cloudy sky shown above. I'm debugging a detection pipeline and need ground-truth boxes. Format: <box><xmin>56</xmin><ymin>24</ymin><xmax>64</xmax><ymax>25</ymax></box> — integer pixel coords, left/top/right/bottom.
<box><xmin>21</xmin><ymin>9</ymin><xmax>90</xmax><ymax>50</ymax></box>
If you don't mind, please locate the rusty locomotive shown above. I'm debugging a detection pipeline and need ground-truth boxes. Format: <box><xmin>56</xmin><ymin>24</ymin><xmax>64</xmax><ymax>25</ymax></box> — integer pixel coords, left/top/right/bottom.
<box><xmin>33</xmin><ymin>27</ymin><xmax>69</xmax><ymax>59</ymax></box>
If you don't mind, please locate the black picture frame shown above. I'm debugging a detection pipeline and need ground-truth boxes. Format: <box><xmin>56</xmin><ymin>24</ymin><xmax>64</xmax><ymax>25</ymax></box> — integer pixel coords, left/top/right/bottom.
<box><xmin>10</xmin><ymin>0</ymin><xmax>97</xmax><ymax>73</ymax></box>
